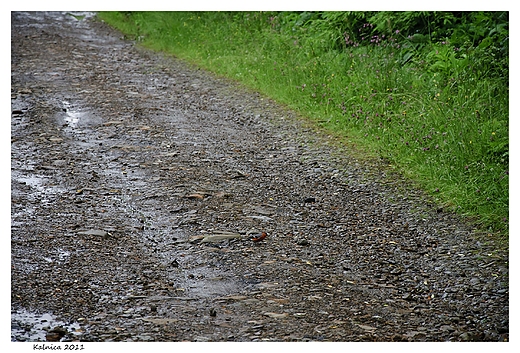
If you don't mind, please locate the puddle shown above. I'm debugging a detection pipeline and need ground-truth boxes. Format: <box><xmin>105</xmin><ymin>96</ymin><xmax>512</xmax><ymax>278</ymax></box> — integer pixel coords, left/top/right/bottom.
<box><xmin>62</xmin><ymin>101</ymin><xmax>84</xmax><ymax>128</ymax></box>
<box><xmin>43</xmin><ymin>248</ymin><xmax>71</xmax><ymax>264</ymax></box>
<box><xmin>57</xmin><ymin>249</ymin><xmax>71</xmax><ymax>262</ymax></box>
<box><xmin>11</xmin><ymin>308</ymin><xmax>85</xmax><ymax>342</ymax></box>
<box><xmin>58</xmin><ymin>99</ymin><xmax>103</xmax><ymax>131</ymax></box>
<box><xmin>17</xmin><ymin>176</ymin><xmax>45</xmax><ymax>192</ymax></box>
<box><xmin>15</xmin><ymin>173</ymin><xmax>67</xmax><ymax>196</ymax></box>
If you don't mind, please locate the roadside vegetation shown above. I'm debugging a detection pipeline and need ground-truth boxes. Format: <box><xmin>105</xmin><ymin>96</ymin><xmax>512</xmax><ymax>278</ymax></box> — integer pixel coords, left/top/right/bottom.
<box><xmin>97</xmin><ymin>11</ymin><xmax>509</xmax><ymax>237</ymax></box>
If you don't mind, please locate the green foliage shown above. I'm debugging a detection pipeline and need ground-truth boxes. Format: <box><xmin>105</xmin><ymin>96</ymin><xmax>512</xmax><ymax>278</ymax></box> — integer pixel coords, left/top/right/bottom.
<box><xmin>97</xmin><ymin>11</ymin><xmax>508</xmax><ymax>236</ymax></box>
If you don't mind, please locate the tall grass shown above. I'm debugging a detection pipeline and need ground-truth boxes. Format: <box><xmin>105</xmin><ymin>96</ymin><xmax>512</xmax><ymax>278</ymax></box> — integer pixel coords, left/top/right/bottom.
<box><xmin>97</xmin><ymin>11</ymin><xmax>509</xmax><ymax>236</ymax></box>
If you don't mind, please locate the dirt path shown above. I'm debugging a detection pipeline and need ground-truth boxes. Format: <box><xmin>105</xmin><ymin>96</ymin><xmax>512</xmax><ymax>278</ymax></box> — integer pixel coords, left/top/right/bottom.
<box><xmin>11</xmin><ymin>12</ymin><xmax>508</xmax><ymax>342</ymax></box>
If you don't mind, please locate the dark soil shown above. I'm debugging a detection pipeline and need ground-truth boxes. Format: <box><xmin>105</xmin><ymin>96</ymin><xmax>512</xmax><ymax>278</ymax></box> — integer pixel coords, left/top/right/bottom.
<box><xmin>11</xmin><ymin>11</ymin><xmax>508</xmax><ymax>343</ymax></box>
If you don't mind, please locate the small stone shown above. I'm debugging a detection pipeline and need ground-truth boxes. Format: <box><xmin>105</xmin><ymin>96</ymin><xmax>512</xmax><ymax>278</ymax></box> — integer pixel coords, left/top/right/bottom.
<box><xmin>188</xmin><ymin>235</ymin><xmax>205</xmax><ymax>243</ymax></box>
<box><xmin>45</xmin><ymin>332</ymin><xmax>62</xmax><ymax>342</ymax></box>
<box><xmin>141</xmin><ymin>318</ymin><xmax>176</xmax><ymax>325</ymax></box>
<box><xmin>356</xmin><ymin>324</ymin><xmax>377</xmax><ymax>332</ymax></box>
<box><xmin>185</xmin><ymin>193</ymin><xmax>204</xmax><ymax>199</ymax></box>
<box><xmin>247</xmin><ymin>215</ymin><xmax>273</xmax><ymax>222</ymax></box>
<box><xmin>201</xmin><ymin>234</ymin><xmax>241</xmax><ymax>243</ymax></box>
<box><xmin>469</xmin><ymin>278</ymin><xmax>480</xmax><ymax>285</ymax></box>
<box><xmin>264</xmin><ymin>312</ymin><xmax>288</xmax><ymax>319</ymax></box>
<box><xmin>77</xmin><ymin>229</ymin><xmax>109</xmax><ymax>238</ymax></box>
<box><xmin>46</xmin><ymin>326</ymin><xmax>68</xmax><ymax>342</ymax></box>
<box><xmin>459</xmin><ymin>332</ymin><xmax>471</xmax><ymax>341</ymax></box>
<box><xmin>213</xmin><ymin>295</ymin><xmax>248</xmax><ymax>301</ymax></box>
<box><xmin>135</xmin><ymin>334</ymin><xmax>153</xmax><ymax>341</ymax></box>
<box><xmin>440</xmin><ymin>325</ymin><xmax>454</xmax><ymax>332</ymax></box>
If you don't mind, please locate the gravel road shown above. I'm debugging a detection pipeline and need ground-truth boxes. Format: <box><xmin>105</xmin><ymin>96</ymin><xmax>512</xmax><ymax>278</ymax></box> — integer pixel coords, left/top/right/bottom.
<box><xmin>11</xmin><ymin>11</ymin><xmax>508</xmax><ymax>343</ymax></box>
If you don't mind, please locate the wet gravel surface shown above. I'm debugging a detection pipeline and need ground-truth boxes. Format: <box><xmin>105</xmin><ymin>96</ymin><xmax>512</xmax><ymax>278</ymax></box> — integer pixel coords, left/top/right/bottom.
<box><xmin>11</xmin><ymin>11</ymin><xmax>509</xmax><ymax>342</ymax></box>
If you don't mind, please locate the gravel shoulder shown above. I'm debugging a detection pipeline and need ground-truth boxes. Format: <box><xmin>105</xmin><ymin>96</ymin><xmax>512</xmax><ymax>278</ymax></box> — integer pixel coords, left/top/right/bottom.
<box><xmin>11</xmin><ymin>12</ymin><xmax>508</xmax><ymax>343</ymax></box>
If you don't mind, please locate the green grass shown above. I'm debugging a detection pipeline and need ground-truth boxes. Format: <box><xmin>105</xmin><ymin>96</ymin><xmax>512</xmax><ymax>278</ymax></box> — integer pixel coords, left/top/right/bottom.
<box><xmin>97</xmin><ymin>11</ymin><xmax>509</xmax><ymax>237</ymax></box>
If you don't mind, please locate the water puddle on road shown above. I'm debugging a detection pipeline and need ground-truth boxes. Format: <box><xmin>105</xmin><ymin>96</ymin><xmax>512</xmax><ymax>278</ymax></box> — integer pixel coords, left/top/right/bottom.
<box><xmin>16</xmin><ymin>176</ymin><xmax>45</xmax><ymax>192</ymax></box>
<box><xmin>59</xmin><ymin>100</ymin><xmax>102</xmax><ymax>131</ymax></box>
<box><xmin>62</xmin><ymin>101</ymin><xmax>83</xmax><ymax>128</ymax></box>
<box><xmin>11</xmin><ymin>308</ymin><xmax>84</xmax><ymax>342</ymax></box>
<box><xmin>14</xmin><ymin>174</ymin><xmax>67</xmax><ymax>200</ymax></box>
